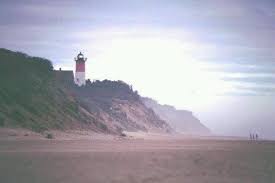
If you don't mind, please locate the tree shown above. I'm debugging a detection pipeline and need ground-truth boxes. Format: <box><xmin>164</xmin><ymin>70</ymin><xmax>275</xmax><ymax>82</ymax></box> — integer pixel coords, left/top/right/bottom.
<box><xmin>86</xmin><ymin>79</ymin><xmax>92</xmax><ymax>86</ymax></box>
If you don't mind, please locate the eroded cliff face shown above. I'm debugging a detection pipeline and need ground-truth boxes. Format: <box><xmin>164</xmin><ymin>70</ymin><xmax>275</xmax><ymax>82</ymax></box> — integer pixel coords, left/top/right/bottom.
<box><xmin>73</xmin><ymin>80</ymin><xmax>172</xmax><ymax>134</ymax></box>
<box><xmin>142</xmin><ymin>97</ymin><xmax>211</xmax><ymax>135</ymax></box>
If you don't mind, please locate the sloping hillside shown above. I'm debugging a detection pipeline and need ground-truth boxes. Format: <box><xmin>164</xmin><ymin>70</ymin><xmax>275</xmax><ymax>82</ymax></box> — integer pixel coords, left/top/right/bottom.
<box><xmin>0</xmin><ymin>48</ymin><xmax>107</xmax><ymax>133</ymax></box>
<box><xmin>142</xmin><ymin>97</ymin><xmax>210</xmax><ymax>135</ymax></box>
<box><xmin>0</xmin><ymin>48</ymin><xmax>172</xmax><ymax>134</ymax></box>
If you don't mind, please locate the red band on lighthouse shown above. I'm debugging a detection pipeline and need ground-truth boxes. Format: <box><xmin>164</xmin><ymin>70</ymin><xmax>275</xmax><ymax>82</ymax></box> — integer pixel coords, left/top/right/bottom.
<box><xmin>76</xmin><ymin>62</ymin><xmax>85</xmax><ymax>72</ymax></box>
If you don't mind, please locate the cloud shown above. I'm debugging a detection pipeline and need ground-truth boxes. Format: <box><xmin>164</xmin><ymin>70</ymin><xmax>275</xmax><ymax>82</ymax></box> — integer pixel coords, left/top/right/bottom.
<box><xmin>223</xmin><ymin>76</ymin><xmax>275</xmax><ymax>84</ymax></box>
<box><xmin>1</xmin><ymin>0</ymin><xmax>275</xmax><ymax>97</ymax></box>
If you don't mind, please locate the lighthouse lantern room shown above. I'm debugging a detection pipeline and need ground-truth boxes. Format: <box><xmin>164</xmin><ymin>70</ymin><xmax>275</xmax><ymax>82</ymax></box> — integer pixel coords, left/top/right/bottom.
<box><xmin>74</xmin><ymin>52</ymin><xmax>87</xmax><ymax>86</ymax></box>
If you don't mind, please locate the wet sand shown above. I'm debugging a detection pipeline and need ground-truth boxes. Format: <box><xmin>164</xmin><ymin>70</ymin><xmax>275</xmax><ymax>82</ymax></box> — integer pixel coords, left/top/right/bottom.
<box><xmin>0</xmin><ymin>137</ymin><xmax>275</xmax><ymax>183</ymax></box>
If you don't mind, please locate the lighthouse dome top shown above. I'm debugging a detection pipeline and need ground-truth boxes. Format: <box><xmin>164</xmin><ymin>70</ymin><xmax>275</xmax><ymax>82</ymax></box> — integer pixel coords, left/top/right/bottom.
<box><xmin>75</xmin><ymin>52</ymin><xmax>87</xmax><ymax>62</ymax></box>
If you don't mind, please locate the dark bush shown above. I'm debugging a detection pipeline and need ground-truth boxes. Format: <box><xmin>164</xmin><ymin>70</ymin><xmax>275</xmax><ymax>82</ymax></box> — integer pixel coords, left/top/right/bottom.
<box><xmin>45</xmin><ymin>133</ymin><xmax>54</xmax><ymax>139</ymax></box>
<box><xmin>99</xmin><ymin>123</ymin><xmax>108</xmax><ymax>131</ymax></box>
<box><xmin>120</xmin><ymin>133</ymin><xmax>127</xmax><ymax>137</ymax></box>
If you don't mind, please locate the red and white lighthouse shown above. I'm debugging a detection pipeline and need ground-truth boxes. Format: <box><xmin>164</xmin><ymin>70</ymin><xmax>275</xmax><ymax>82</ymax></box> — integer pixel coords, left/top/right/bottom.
<box><xmin>74</xmin><ymin>52</ymin><xmax>87</xmax><ymax>86</ymax></box>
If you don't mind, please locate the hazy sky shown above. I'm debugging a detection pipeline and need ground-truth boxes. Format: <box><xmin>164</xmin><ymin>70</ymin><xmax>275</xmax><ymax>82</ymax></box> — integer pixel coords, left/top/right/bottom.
<box><xmin>1</xmin><ymin>0</ymin><xmax>275</xmax><ymax>138</ymax></box>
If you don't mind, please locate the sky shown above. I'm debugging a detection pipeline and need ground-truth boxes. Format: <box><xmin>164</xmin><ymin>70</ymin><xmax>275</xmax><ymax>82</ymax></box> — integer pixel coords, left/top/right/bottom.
<box><xmin>1</xmin><ymin>0</ymin><xmax>275</xmax><ymax>139</ymax></box>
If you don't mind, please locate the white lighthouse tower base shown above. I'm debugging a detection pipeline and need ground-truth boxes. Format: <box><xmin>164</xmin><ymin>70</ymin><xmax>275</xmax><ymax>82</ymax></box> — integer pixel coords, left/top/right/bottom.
<box><xmin>75</xmin><ymin>72</ymin><xmax>86</xmax><ymax>86</ymax></box>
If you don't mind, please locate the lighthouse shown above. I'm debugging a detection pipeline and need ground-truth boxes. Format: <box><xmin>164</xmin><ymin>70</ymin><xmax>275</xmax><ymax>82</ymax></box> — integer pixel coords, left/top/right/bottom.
<box><xmin>74</xmin><ymin>52</ymin><xmax>87</xmax><ymax>86</ymax></box>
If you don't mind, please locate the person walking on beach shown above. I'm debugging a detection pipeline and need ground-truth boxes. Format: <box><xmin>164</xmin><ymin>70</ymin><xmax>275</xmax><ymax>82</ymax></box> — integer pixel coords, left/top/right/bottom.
<box><xmin>255</xmin><ymin>133</ymin><xmax>258</xmax><ymax>141</ymax></box>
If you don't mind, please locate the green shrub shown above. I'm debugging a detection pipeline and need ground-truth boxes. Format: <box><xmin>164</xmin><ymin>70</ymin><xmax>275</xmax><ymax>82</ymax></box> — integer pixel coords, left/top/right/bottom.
<box><xmin>10</xmin><ymin>109</ymin><xmax>25</xmax><ymax>123</ymax></box>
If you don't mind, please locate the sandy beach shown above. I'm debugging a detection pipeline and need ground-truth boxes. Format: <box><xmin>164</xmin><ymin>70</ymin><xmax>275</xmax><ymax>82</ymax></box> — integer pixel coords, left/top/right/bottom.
<box><xmin>0</xmin><ymin>131</ymin><xmax>275</xmax><ymax>183</ymax></box>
